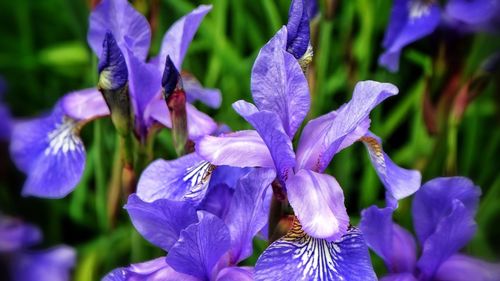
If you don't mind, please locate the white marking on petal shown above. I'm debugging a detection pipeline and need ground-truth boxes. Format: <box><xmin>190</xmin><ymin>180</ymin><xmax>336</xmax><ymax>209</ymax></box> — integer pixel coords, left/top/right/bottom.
<box><xmin>182</xmin><ymin>161</ymin><xmax>216</xmax><ymax>202</ymax></box>
<box><xmin>44</xmin><ymin>117</ymin><xmax>82</xmax><ymax>156</ymax></box>
<box><xmin>408</xmin><ymin>0</ymin><xmax>431</xmax><ymax>19</ymax></box>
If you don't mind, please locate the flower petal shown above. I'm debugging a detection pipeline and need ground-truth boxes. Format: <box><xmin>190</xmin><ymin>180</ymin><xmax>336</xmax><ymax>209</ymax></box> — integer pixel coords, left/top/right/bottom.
<box><xmin>361</xmin><ymin>132</ymin><xmax>421</xmax><ymax>203</ymax></box>
<box><xmin>10</xmin><ymin>107</ymin><xmax>86</xmax><ymax>198</ymax></box>
<box><xmin>286</xmin><ymin>0</ymin><xmax>310</xmax><ymax>58</ymax></box>
<box><xmin>166</xmin><ymin>211</ymin><xmax>231</xmax><ymax>280</ymax></box>
<box><xmin>61</xmin><ymin>88</ymin><xmax>109</xmax><ymax>121</ymax></box>
<box><xmin>286</xmin><ymin>169</ymin><xmax>349</xmax><ymax>241</ymax></box>
<box><xmin>88</xmin><ymin>0</ymin><xmax>151</xmax><ymax>60</ymax></box>
<box><xmin>196</xmin><ymin>130</ymin><xmax>275</xmax><ymax>168</ymax></box>
<box><xmin>251</xmin><ymin>27</ymin><xmax>310</xmax><ymax>138</ymax></box>
<box><xmin>412</xmin><ymin>177</ymin><xmax>480</xmax><ymax>245</ymax></box>
<box><xmin>434</xmin><ymin>254</ymin><xmax>500</xmax><ymax>281</ymax></box>
<box><xmin>446</xmin><ymin>0</ymin><xmax>499</xmax><ymax>25</ymax></box>
<box><xmin>0</xmin><ymin>215</ymin><xmax>42</xmax><ymax>252</ymax></box>
<box><xmin>125</xmin><ymin>194</ymin><xmax>198</xmax><ymax>251</ymax></box>
<box><xmin>255</xmin><ymin>220</ymin><xmax>376</xmax><ymax>281</ymax></box>
<box><xmin>0</xmin><ymin>102</ymin><xmax>12</xmax><ymax>140</ymax></box>
<box><xmin>360</xmin><ymin>206</ymin><xmax>417</xmax><ymax>273</ymax></box>
<box><xmin>296</xmin><ymin>81</ymin><xmax>398</xmax><ymax>172</ymax></box>
<box><xmin>225</xmin><ymin>168</ymin><xmax>275</xmax><ymax>263</ymax></box>
<box><xmin>380</xmin><ymin>273</ymin><xmax>418</xmax><ymax>281</ymax></box>
<box><xmin>157</xmin><ymin>5</ymin><xmax>212</xmax><ymax>71</ymax></box>
<box><xmin>216</xmin><ymin>267</ymin><xmax>253</xmax><ymax>281</ymax></box>
<box><xmin>183</xmin><ymin>73</ymin><xmax>222</xmax><ymax>109</ymax></box>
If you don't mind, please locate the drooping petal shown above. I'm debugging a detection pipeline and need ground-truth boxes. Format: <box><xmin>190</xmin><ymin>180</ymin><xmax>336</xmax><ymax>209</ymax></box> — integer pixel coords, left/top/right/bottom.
<box><xmin>286</xmin><ymin>169</ymin><xmax>349</xmax><ymax>241</ymax></box>
<box><xmin>379</xmin><ymin>0</ymin><xmax>441</xmax><ymax>72</ymax></box>
<box><xmin>0</xmin><ymin>216</ymin><xmax>42</xmax><ymax>252</ymax></box>
<box><xmin>360</xmin><ymin>206</ymin><xmax>417</xmax><ymax>273</ymax></box>
<box><xmin>216</xmin><ymin>267</ymin><xmax>253</xmax><ymax>281</ymax></box>
<box><xmin>233</xmin><ymin>101</ymin><xmax>296</xmax><ymax>182</ymax></box>
<box><xmin>286</xmin><ymin>0</ymin><xmax>310</xmax><ymax>59</ymax></box>
<box><xmin>412</xmin><ymin>177</ymin><xmax>480</xmax><ymax>245</ymax></box>
<box><xmin>183</xmin><ymin>73</ymin><xmax>222</xmax><ymax>109</ymax></box>
<box><xmin>166</xmin><ymin>211</ymin><xmax>231</xmax><ymax>280</ymax></box>
<box><xmin>10</xmin><ymin>245</ymin><xmax>76</xmax><ymax>281</ymax></box>
<box><xmin>157</xmin><ymin>5</ymin><xmax>212</xmax><ymax>71</ymax></box>
<box><xmin>446</xmin><ymin>0</ymin><xmax>499</xmax><ymax>25</ymax></box>
<box><xmin>434</xmin><ymin>254</ymin><xmax>500</xmax><ymax>281</ymax></box>
<box><xmin>196</xmin><ymin>130</ymin><xmax>275</xmax><ymax>168</ymax></box>
<box><xmin>296</xmin><ymin>81</ymin><xmax>398</xmax><ymax>172</ymax></box>
<box><xmin>62</xmin><ymin>88</ymin><xmax>110</xmax><ymax>120</ymax></box>
<box><xmin>255</xmin><ymin>220</ymin><xmax>377</xmax><ymax>281</ymax></box>
<box><xmin>10</xmin><ymin>106</ymin><xmax>86</xmax><ymax>198</ymax></box>
<box><xmin>225</xmin><ymin>168</ymin><xmax>275</xmax><ymax>263</ymax></box>
<box><xmin>251</xmin><ymin>27</ymin><xmax>310</xmax><ymax>138</ymax></box>
<box><xmin>416</xmin><ymin>200</ymin><xmax>477</xmax><ymax>280</ymax></box>
<box><xmin>360</xmin><ymin>132</ymin><xmax>421</xmax><ymax>203</ymax></box>
<box><xmin>102</xmin><ymin>257</ymin><xmax>200</xmax><ymax>281</ymax></box>
<box><xmin>88</xmin><ymin>0</ymin><xmax>151</xmax><ymax>60</ymax></box>
<box><xmin>125</xmin><ymin>194</ymin><xmax>198</xmax><ymax>251</ymax></box>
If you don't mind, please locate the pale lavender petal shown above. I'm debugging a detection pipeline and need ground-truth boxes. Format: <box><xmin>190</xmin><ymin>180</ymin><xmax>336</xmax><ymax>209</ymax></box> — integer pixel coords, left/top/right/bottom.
<box><xmin>434</xmin><ymin>254</ymin><xmax>500</xmax><ymax>281</ymax></box>
<box><xmin>361</xmin><ymin>132</ymin><xmax>421</xmax><ymax>202</ymax></box>
<box><xmin>446</xmin><ymin>0</ymin><xmax>499</xmax><ymax>25</ymax></box>
<box><xmin>255</xmin><ymin>222</ymin><xmax>376</xmax><ymax>281</ymax></box>
<box><xmin>183</xmin><ymin>73</ymin><xmax>222</xmax><ymax>108</ymax></box>
<box><xmin>10</xmin><ymin>106</ymin><xmax>86</xmax><ymax>198</ymax></box>
<box><xmin>11</xmin><ymin>245</ymin><xmax>76</xmax><ymax>281</ymax></box>
<box><xmin>360</xmin><ymin>206</ymin><xmax>417</xmax><ymax>273</ymax></box>
<box><xmin>417</xmin><ymin>200</ymin><xmax>477</xmax><ymax>280</ymax></box>
<box><xmin>61</xmin><ymin>88</ymin><xmax>109</xmax><ymax>120</ymax></box>
<box><xmin>102</xmin><ymin>257</ymin><xmax>200</xmax><ymax>281</ymax></box>
<box><xmin>125</xmin><ymin>194</ymin><xmax>198</xmax><ymax>251</ymax></box>
<box><xmin>286</xmin><ymin>169</ymin><xmax>349</xmax><ymax>241</ymax></box>
<box><xmin>166</xmin><ymin>211</ymin><xmax>231</xmax><ymax>280</ymax></box>
<box><xmin>196</xmin><ymin>130</ymin><xmax>275</xmax><ymax>168</ymax></box>
<box><xmin>225</xmin><ymin>168</ymin><xmax>275</xmax><ymax>263</ymax></box>
<box><xmin>412</xmin><ymin>177</ymin><xmax>480</xmax><ymax>244</ymax></box>
<box><xmin>233</xmin><ymin>101</ymin><xmax>296</xmax><ymax>182</ymax></box>
<box><xmin>296</xmin><ymin>81</ymin><xmax>398</xmax><ymax>172</ymax></box>
<box><xmin>286</xmin><ymin>0</ymin><xmax>310</xmax><ymax>58</ymax></box>
<box><xmin>216</xmin><ymin>267</ymin><xmax>253</xmax><ymax>281</ymax></box>
<box><xmin>380</xmin><ymin>273</ymin><xmax>418</xmax><ymax>281</ymax></box>
<box><xmin>0</xmin><ymin>216</ymin><xmax>41</xmax><ymax>252</ymax></box>
<box><xmin>251</xmin><ymin>27</ymin><xmax>310</xmax><ymax>138</ymax></box>
<box><xmin>157</xmin><ymin>5</ymin><xmax>212</xmax><ymax>71</ymax></box>
<box><xmin>88</xmin><ymin>0</ymin><xmax>151</xmax><ymax>60</ymax></box>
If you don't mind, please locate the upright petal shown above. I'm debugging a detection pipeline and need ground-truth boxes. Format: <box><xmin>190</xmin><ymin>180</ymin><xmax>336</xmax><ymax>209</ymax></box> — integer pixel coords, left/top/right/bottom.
<box><xmin>286</xmin><ymin>169</ymin><xmax>349</xmax><ymax>241</ymax></box>
<box><xmin>166</xmin><ymin>211</ymin><xmax>231</xmax><ymax>280</ymax></box>
<box><xmin>10</xmin><ymin>106</ymin><xmax>86</xmax><ymax>198</ymax></box>
<box><xmin>251</xmin><ymin>27</ymin><xmax>310</xmax><ymax>138</ymax></box>
<box><xmin>216</xmin><ymin>267</ymin><xmax>253</xmax><ymax>281</ymax></box>
<box><xmin>296</xmin><ymin>81</ymin><xmax>398</xmax><ymax>172</ymax></box>
<box><xmin>233</xmin><ymin>101</ymin><xmax>296</xmax><ymax>182</ymax></box>
<box><xmin>10</xmin><ymin>245</ymin><xmax>76</xmax><ymax>281</ymax></box>
<box><xmin>0</xmin><ymin>216</ymin><xmax>42</xmax><ymax>252</ymax></box>
<box><xmin>380</xmin><ymin>273</ymin><xmax>418</xmax><ymax>281</ymax></box>
<box><xmin>62</xmin><ymin>88</ymin><xmax>110</xmax><ymax>121</ymax></box>
<box><xmin>412</xmin><ymin>177</ymin><xmax>480</xmax><ymax>244</ymax></box>
<box><xmin>224</xmin><ymin>168</ymin><xmax>275</xmax><ymax>263</ymax></box>
<box><xmin>286</xmin><ymin>0</ymin><xmax>310</xmax><ymax>59</ymax></box>
<box><xmin>361</xmin><ymin>132</ymin><xmax>421</xmax><ymax>203</ymax></box>
<box><xmin>196</xmin><ymin>130</ymin><xmax>275</xmax><ymax>168</ymax></box>
<box><xmin>157</xmin><ymin>5</ymin><xmax>212</xmax><ymax>71</ymax></box>
<box><xmin>125</xmin><ymin>194</ymin><xmax>198</xmax><ymax>251</ymax></box>
<box><xmin>255</xmin><ymin>220</ymin><xmax>376</xmax><ymax>281</ymax></box>
<box><xmin>360</xmin><ymin>206</ymin><xmax>417</xmax><ymax>273</ymax></box>
<box><xmin>183</xmin><ymin>73</ymin><xmax>222</xmax><ymax>109</ymax></box>
<box><xmin>88</xmin><ymin>0</ymin><xmax>151</xmax><ymax>60</ymax></box>
<box><xmin>198</xmin><ymin>183</ymin><xmax>234</xmax><ymax>220</ymax></box>
<box><xmin>434</xmin><ymin>254</ymin><xmax>500</xmax><ymax>281</ymax></box>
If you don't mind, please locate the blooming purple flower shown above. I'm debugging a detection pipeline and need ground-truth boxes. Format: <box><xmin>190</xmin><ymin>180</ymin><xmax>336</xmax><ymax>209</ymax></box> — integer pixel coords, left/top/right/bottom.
<box><xmin>360</xmin><ymin>177</ymin><xmax>500</xmax><ymax>281</ymax></box>
<box><xmin>10</xmin><ymin>0</ymin><xmax>220</xmax><ymax>198</ymax></box>
<box><xmin>103</xmin><ymin>168</ymin><xmax>275</xmax><ymax>281</ymax></box>
<box><xmin>0</xmin><ymin>214</ymin><xmax>76</xmax><ymax>281</ymax></box>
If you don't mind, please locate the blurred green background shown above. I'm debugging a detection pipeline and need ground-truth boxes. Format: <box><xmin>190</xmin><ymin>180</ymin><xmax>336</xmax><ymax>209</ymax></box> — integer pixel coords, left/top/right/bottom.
<box><xmin>0</xmin><ymin>0</ymin><xmax>499</xmax><ymax>279</ymax></box>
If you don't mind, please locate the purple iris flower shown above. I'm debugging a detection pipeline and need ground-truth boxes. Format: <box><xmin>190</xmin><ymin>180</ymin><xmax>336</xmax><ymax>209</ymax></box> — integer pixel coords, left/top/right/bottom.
<box><xmin>102</xmin><ymin>168</ymin><xmax>275</xmax><ymax>281</ymax></box>
<box><xmin>380</xmin><ymin>0</ymin><xmax>500</xmax><ymax>72</ymax></box>
<box><xmin>0</xmin><ymin>214</ymin><xmax>76</xmax><ymax>281</ymax></box>
<box><xmin>0</xmin><ymin>77</ymin><xmax>12</xmax><ymax>141</ymax></box>
<box><xmin>360</xmin><ymin>177</ymin><xmax>500</xmax><ymax>281</ymax></box>
<box><xmin>9</xmin><ymin>0</ymin><xmax>220</xmax><ymax>198</ymax></box>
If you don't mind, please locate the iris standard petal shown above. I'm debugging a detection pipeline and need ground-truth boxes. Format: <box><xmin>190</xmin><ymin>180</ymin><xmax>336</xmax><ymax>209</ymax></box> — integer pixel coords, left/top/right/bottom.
<box><xmin>446</xmin><ymin>0</ymin><xmax>499</xmax><ymax>25</ymax></box>
<box><xmin>434</xmin><ymin>254</ymin><xmax>500</xmax><ymax>281</ymax></box>
<box><xmin>286</xmin><ymin>169</ymin><xmax>349</xmax><ymax>241</ymax></box>
<box><xmin>225</xmin><ymin>168</ymin><xmax>275</xmax><ymax>263</ymax></box>
<box><xmin>183</xmin><ymin>73</ymin><xmax>222</xmax><ymax>109</ymax></box>
<box><xmin>255</xmin><ymin>220</ymin><xmax>376</xmax><ymax>281</ymax></box>
<box><xmin>166</xmin><ymin>211</ymin><xmax>231</xmax><ymax>280</ymax></box>
<box><xmin>296</xmin><ymin>81</ymin><xmax>398</xmax><ymax>172</ymax></box>
<box><xmin>286</xmin><ymin>0</ymin><xmax>310</xmax><ymax>59</ymax></box>
<box><xmin>125</xmin><ymin>194</ymin><xmax>198</xmax><ymax>251</ymax></box>
<box><xmin>250</xmin><ymin>27</ymin><xmax>310</xmax><ymax>138</ymax></box>
<box><xmin>412</xmin><ymin>177</ymin><xmax>480</xmax><ymax>245</ymax></box>
<box><xmin>0</xmin><ymin>216</ymin><xmax>42</xmax><ymax>252</ymax></box>
<box><xmin>88</xmin><ymin>0</ymin><xmax>151</xmax><ymax>60</ymax></box>
<box><xmin>196</xmin><ymin>130</ymin><xmax>275</xmax><ymax>168</ymax></box>
<box><xmin>216</xmin><ymin>267</ymin><xmax>253</xmax><ymax>281</ymax></box>
<box><xmin>10</xmin><ymin>106</ymin><xmax>86</xmax><ymax>198</ymax></box>
<box><xmin>62</xmin><ymin>88</ymin><xmax>110</xmax><ymax>121</ymax></box>
<box><xmin>157</xmin><ymin>5</ymin><xmax>212</xmax><ymax>71</ymax></box>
